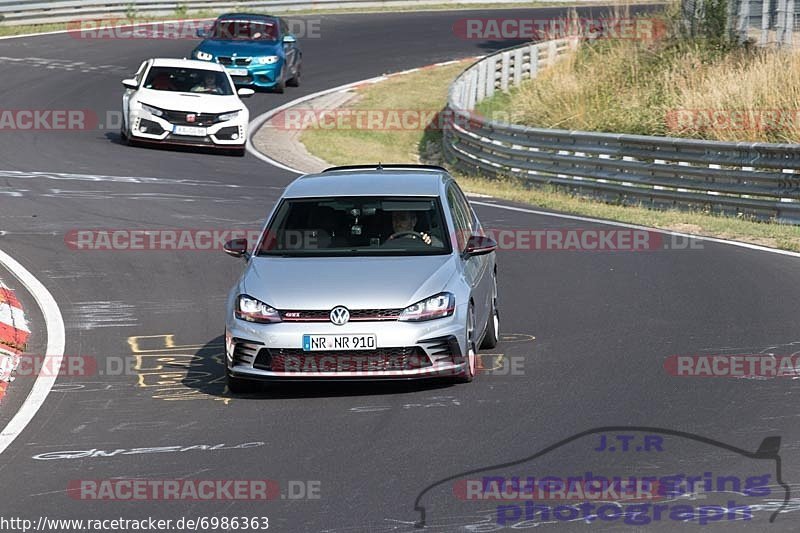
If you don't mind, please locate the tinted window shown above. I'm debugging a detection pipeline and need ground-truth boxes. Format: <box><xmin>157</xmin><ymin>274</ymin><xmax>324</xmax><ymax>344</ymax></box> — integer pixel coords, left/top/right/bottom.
<box><xmin>211</xmin><ymin>20</ymin><xmax>279</xmax><ymax>41</ymax></box>
<box><xmin>143</xmin><ymin>67</ymin><xmax>234</xmax><ymax>95</ymax></box>
<box><xmin>447</xmin><ymin>184</ymin><xmax>473</xmax><ymax>251</ymax></box>
<box><xmin>257</xmin><ymin>197</ymin><xmax>451</xmax><ymax>257</ymax></box>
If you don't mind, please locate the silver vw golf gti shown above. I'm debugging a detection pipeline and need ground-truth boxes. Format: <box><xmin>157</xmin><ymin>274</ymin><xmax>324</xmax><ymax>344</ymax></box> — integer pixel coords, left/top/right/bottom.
<box><xmin>223</xmin><ymin>165</ymin><xmax>499</xmax><ymax>392</ymax></box>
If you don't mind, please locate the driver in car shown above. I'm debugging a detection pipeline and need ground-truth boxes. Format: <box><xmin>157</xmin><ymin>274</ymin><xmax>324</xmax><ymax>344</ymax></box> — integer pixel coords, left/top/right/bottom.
<box><xmin>191</xmin><ymin>72</ymin><xmax>220</xmax><ymax>94</ymax></box>
<box><xmin>387</xmin><ymin>211</ymin><xmax>442</xmax><ymax>246</ymax></box>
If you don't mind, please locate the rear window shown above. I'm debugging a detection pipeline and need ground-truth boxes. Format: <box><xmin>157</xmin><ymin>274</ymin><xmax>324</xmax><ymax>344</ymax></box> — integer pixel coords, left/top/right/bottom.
<box><xmin>256</xmin><ymin>197</ymin><xmax>452</xmax><ymax>257</ymax></box>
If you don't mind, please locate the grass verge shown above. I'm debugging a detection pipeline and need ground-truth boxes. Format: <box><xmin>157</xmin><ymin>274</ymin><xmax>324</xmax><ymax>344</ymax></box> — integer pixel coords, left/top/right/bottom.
<box><xmin>300</xmin><ymin>57</ymin><xmax>800</xmax><ymax>252</ymax></box>
<box><xmin>475</xmin><ymin>12</ymin><xmax>800</xmax><ymax>143</ymax></box>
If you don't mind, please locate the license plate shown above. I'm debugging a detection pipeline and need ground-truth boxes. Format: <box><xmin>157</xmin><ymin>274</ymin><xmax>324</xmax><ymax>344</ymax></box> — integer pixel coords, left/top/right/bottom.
<box><xmin>227</xmin><ymin>68</ymin><xmax>248</xmax><ymax>76</ymax></box>
<box><xmin>302</xmin><ymin>334</ymin><xmax>377</xmax><ymax>351</ymax></box>
<box><xmin>173</xmin><ymin>125</ymin><xmax>206</xmax><ymax>136</ymax></box>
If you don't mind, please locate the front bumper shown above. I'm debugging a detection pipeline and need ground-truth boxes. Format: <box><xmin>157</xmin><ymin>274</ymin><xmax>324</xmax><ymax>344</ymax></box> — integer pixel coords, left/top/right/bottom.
<box><xmin>223</xmin><ymin>64</ymin><xmax>282</xmax><ymax>88</ymax></box>
<box><xmin>225</xmin><ymin>309</ymin><xmax>468</xmax><ymax>381</ymax></box>
<box><xmin>129</xmin><ymin>112</ymin><xmax>246</xmax><ymax>148</ymax></box>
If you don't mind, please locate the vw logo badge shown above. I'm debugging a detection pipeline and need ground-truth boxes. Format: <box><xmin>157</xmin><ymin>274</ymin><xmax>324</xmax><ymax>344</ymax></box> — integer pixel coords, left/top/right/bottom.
<box><xmin>329</xmin><ymin>306</ymin><xmax>350</xmax><ymax>326</ymax></box>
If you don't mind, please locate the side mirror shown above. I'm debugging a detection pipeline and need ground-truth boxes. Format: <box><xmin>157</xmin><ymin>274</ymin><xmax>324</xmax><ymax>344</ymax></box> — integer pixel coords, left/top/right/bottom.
<box><xmin>223</xmin><ymin>238</ymin><xmax>249</xmax><ymax>258</ymax></box>
<box><xmin>463</xmin><ymin>235</ymin><xmax>497</xmax><ymax>258</ymax></box>
<box><xmin>196</xmin><ymin>28</ymin><xmax>208</xmax><ymax>38</ymax></box>
<box><xmin>121</xmin><ymin>78</ymin><xmax>138</xmax><ymax>90</ymax></box>
<box><xmin>282</xmin><ymin>34</ymin><xmax>297</xmax><ymax>44</ymax></box>
<box><xmin>237</xmin><ymin>88</ymin><xmax>255</xmax><ymax>98</ymax></box>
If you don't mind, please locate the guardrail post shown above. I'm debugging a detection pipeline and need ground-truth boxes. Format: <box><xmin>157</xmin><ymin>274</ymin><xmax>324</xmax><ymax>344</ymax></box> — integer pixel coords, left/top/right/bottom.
<box><xmin>476</xmin><ymin>62</ymin><xmax>487</xmax><ymax>103</ymax></box>
<box><xmin>548</xmin><ymin>40</ymin><xmax>558</xmax><ymax>66</ymax></box>
<box><xmin>776</xmin><ymin>0</ymin><xmax>789</xmax><ymax>46</ymax></box>
<box><xmin>736</xmin><ymin>0</ymin><xmax>751</xmax><ymax>42</ymax></box>
<box><xmin>513</xmin><ymin>48</ymin><xmax>523</xmax><ymax>85</ymax></box>
<box><xmin>500</xmin><ymin>51</ymin><xmax>511</xmax><ymax>92</ymax></box>
<box><xmin>761</xmin><ymin>0</ymin><xmax>772</xmax><ymax>45</ymax></box>
<box><xmin>529</xmin><ymin>44</ymin><xmax>539</xmax><ymax>80</ymax></box>
<box><xmin>784</xmin><ymin>0</ymin><xmax>795</xmax><ymax>45</ymax></box>
<box><xmin>485</xmin><ymin>56</ymin><xmax>497</xmax><ymax>98</ymax></box>
<box><xmin>467</xmin><ymin>70</ymin><xmax>477</xmax><ymax>110</ymax></box>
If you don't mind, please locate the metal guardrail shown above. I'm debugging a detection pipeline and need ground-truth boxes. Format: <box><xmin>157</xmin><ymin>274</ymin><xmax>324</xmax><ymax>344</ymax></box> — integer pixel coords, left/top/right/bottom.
<box><xmin>0</xmin><ymin>0</ymin><xmax>561</xmax><ymax>25</ymax></box>
<box><xmin>444</xmin><ymin>38</ymin><xmax>800</xmax><ymax>223</ymax></box>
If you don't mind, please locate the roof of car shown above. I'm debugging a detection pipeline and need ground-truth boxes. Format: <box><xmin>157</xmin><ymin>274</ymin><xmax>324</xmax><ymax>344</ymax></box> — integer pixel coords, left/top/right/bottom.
<box><xmin>283</xmin><ymin>168</ymin><xmax>449</xmax><ymax>198</ymax></box>
<box><xmin>216</xmin><ymin>13</ymin><xmax>279</xmax><ymax>22</ymax></box>
<box><xmin>150</xmin><ymin>58</ymin><xmax>225</xmax><ymax>71</ymax></box>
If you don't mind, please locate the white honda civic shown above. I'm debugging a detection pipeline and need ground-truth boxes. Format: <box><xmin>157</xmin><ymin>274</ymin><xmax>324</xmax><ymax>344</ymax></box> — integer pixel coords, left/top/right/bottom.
<box><xmin>121</xmin><ymin>58</ymin><xmax>253</xmax><ymax>156</ymax></box>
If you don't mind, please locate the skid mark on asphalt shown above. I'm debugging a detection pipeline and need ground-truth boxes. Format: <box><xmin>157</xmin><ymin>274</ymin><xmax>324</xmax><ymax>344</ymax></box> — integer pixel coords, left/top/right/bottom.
<box><xmin>0</xmin><ymin>56</ymin><xmax>128</xmax><ymax>73</ymax></box>
<box><xmin>67</xmin><ymin>301</ymin><xmax>137</xmax><ymax>330</ymax></box>
<box><xmin>0</xmin><ymin>169</ymin><xmax>250</xmax><ymax>188</ymax></box>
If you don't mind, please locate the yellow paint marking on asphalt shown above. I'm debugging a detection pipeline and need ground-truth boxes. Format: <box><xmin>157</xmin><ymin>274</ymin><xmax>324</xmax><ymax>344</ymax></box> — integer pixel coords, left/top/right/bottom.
<box><xmin>127</xmin><ymin>334</ymin><xmax>230</xmax><ymax>403</ymax></box>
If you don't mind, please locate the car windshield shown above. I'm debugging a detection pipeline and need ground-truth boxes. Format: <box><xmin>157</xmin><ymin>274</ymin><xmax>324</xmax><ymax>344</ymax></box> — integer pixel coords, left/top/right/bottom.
<box><xmin>143</xmin><ymin>66</ymin><xmax>234</xmax><ymax>95</ymax></box>
<box><xmin>210</xmin><ymin>20</ymin><xmax>279</xmax><ymax>41</ymax></box>
<box><xmin>257</xmin><ymin>197</ymin><xmax>452</xmax><ymax>256</ymax></box>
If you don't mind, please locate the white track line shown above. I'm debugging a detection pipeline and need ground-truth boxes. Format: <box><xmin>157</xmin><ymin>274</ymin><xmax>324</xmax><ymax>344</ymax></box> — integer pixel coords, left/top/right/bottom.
<box><xmin>0</xmin><ymin>17</ymin><xmax>216</xmax><ymax>41</ymax></box>
<box><xmin>471</xmin><ymin>201</ymin><xmax>800</xmax><ymax>259</ymax></box>
<box><xmin>249</xmin><ymin>70</ymin><xmax>800</xmax><ymax>261</ymax></box>
<box><xmin>0</xmin><ymin>249</ymin><xmax>65</xmax><ymax>455</ymax></box>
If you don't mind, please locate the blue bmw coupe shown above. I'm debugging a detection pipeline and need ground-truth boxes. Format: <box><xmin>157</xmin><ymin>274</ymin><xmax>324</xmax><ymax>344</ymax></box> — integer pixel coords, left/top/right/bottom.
<box><xmin>193</xmin><ymin>13</ymin><xmax>302</xmax><ymax>93</ymax></box>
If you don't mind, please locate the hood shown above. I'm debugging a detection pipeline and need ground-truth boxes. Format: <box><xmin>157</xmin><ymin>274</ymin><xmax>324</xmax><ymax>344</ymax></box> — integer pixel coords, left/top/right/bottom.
<box><xmin>197</xmin><ymin>40</ymin><xmax>282</xmax><ymax>57</ymax></box>
<box><xmin>241</xmin><ymin>255</ymin><xmax>457</xmax><ymax>310</ymax></box>
<box><xmin>136</xmin><ymin>89</ymin><xmax>243</xmax><ymax>113</ymax></box>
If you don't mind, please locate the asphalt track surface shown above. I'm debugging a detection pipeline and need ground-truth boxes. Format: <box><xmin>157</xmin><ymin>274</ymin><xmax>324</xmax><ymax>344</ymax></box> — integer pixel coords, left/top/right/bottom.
<box><xmin>1</xmin><ymin>5</ymin><xmax>800</xmax><ymax>532</ymax></box>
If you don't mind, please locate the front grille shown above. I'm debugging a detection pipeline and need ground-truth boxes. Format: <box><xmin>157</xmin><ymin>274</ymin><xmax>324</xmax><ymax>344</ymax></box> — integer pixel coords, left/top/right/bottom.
<box><xmin>166</xmin><ymin>134</ymin><xmax>213</xmax><ymax>144</ymax></box>
<box><xmin>279</xmin><ymin>309</ymin><xmax>402</xmax><ymax>322</ymax></box>
<box><xmin>254</xmin><ymin>347</ymin><xmax>430</xmax><ymax>373</ymax></box>
<box><xmin>161</xmin><ymin>109</ymin><xmax>228</xmax><ymax>127</ymax></box>
<box><xmin>218</xmin><ymin>57</ymin><xmax>252</xmax><ymax>66</ymax></box>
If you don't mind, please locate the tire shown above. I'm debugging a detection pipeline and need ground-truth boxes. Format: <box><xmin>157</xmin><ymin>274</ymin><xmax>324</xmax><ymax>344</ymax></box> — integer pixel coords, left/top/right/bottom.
<box><xmin>225</xmin><ymin>364</ymin><xmax>261</xmax><ymax>394</ymax></box>
<box><xmin>456</xmin><ymin>303</ymin><xmax>477</xmax><ymax>383</ymax></box>
<box><xmin>120</xmin><ymin>119</ymin><xmax>132</xmax><ymax>146</ymax></box>
<box><xmin>287</xmin><ymin>62</ymin><xmax>301</xmax><ymax>87</ymax></box>
<box><xmin>273</xmin><ymin>67</ymin><xmax>286</xmax><ymax>94</ymax></box>
<box><xmin>480</xmin><ymin>275</ymin><xmax>500</xmax><ymax>349</ymax></box>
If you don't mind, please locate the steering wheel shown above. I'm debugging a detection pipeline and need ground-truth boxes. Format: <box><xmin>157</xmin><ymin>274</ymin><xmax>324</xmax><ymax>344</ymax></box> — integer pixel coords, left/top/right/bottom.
<box><xmin>387</xmin><ymin>231</ymin><xmax>426</xmax><ymax>242</ymax></box>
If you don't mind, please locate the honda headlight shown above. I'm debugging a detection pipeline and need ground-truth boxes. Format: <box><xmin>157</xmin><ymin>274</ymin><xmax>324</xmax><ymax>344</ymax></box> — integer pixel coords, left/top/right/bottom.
<box><xmin>218</xmin><ymin>110</ymin><xmax>240</xmax><ymax>122</ymax></box>
<box><xmin>140</xmin><ymin>103</ymin><xmax>164</xmax><ymax>117</ymax></box>
<box><xmin>194</xmin><ymin>50</ymin><xmax>213</xmax><ymax>61</ymax></box>
<box><xmin>256</xmin><ymin>56</ymin><xmax>279</xmax><ymax>65</ymax></box>
<box><xmin>236</xmin><ymin>295</ymin><xmax>281</xmax><ymax>323</ymax></box>
<box><xmin>398</xmin><ymin>293</ymin><xmax>455</xmax><ymax>322</ymax></box>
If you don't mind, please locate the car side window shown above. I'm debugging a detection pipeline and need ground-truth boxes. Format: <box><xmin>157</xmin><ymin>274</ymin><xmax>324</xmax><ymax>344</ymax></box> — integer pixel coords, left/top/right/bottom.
<box><xmin>447</xmin><ymin>184</ymin><xmax>472</xmax><ymax>251</ymax></box>
<box><xmin>453</xmin><ymin>183</ymin><xmax>481</xmax><ymax>234</ymax></box>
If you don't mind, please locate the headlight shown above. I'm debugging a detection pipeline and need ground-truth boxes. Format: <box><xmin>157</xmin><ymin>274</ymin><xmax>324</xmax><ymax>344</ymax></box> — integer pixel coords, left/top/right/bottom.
<box><xmin>398</xmin><ymin>293</ymin><xmax>455</xmax><ymax>322</ymax></box>
<box><xmin>195</xmin><ymin>50</ymin><xmax>213</xmax><ymax>61</ymax></box>
<box><xmin>218</xmin><ymin>110</ymin><xmax>240</xmax><ymax>122</ymax></box>
<box><xmin>256</xmin><ymin>56</ymin><xmax>279</xmax><ymax>65</ymax></box>
<box><xmin>140</xmin><ymin>103</ymin><xmax>163</xmax><ymax>117</ymax></box>
<box><xmin>236</xmin><ymin>295</ymin><xmax>281</xmax><ymax>323</ymax></box>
